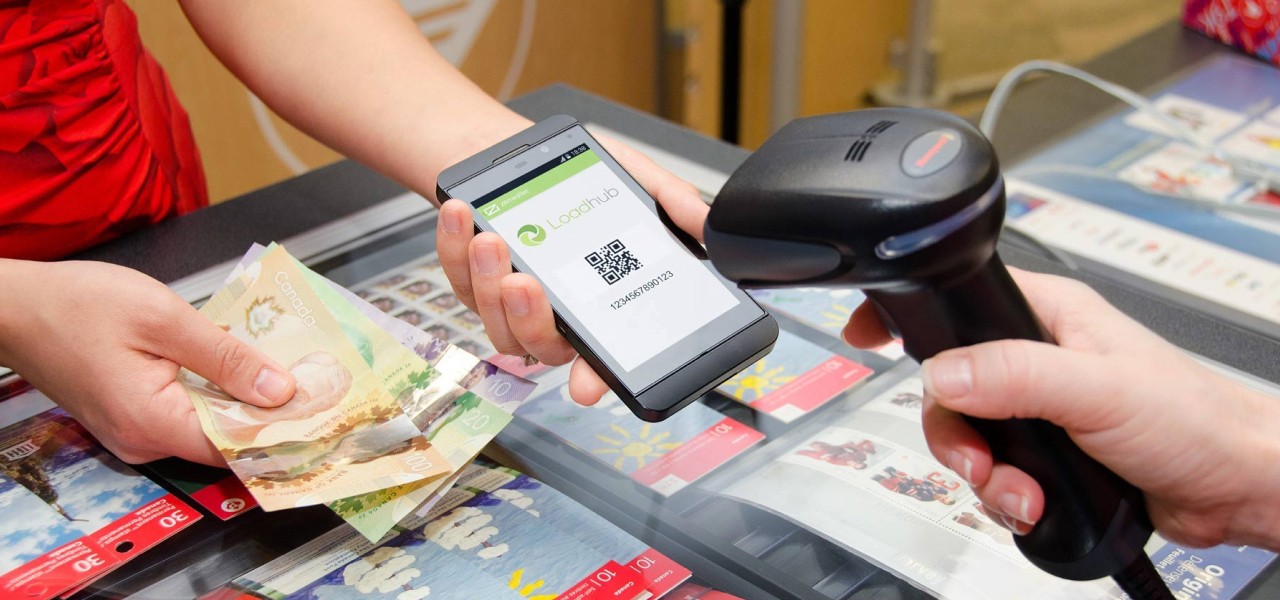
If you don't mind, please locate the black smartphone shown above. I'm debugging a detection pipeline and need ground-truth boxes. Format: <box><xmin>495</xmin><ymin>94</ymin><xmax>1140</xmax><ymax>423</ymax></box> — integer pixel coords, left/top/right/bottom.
<box><xmin>437</xmin><ymin>115</ymin><xmax>778</xmax><ymax>421</ymax></box>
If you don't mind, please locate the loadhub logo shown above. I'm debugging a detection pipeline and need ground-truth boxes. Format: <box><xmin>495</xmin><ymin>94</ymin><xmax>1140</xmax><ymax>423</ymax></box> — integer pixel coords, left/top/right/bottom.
<box><xmin>547</xmin><ymin>187</ymin><xmax>620</xmax><ymax>231</ymax></box>
<box><xmin>518</xmin><ymin>224</ymin><xmax>547</xmax><ymax>247</ymax></box>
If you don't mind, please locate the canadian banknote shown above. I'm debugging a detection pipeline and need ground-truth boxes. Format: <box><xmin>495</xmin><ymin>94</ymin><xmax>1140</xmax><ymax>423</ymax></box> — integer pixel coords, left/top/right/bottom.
<box><xmin>183</xmin><ymin>246</ymin><xmax>450</xmax><ymax>511</ymax></box>
<box><xmin>227</xmin><ymin>244</ymin><xmax>536</xmax><ymax>540</ymax></box>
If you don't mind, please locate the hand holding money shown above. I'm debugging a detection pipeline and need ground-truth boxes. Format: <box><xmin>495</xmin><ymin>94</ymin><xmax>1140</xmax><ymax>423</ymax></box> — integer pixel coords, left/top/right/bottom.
<box><xmin>0</xmin><ymin>258</ymin><xmax>297</xmax><ymax>465</ymax></box>
<box><xmin>1</xmin><ymin>245</ymin><xmax>536</xmax><ymax>534</ymax></box>
<box><xmin>265</xmin><ymin>244</ymin><xmax>537</xmax><ymax>540</ymax></box>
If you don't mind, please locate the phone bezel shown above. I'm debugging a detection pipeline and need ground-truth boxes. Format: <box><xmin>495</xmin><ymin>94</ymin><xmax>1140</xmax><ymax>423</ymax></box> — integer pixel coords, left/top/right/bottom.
<box><xmin>438</xmin><ymin>116</ymin><xmax>777</xmax><ymax>419</ymax></box>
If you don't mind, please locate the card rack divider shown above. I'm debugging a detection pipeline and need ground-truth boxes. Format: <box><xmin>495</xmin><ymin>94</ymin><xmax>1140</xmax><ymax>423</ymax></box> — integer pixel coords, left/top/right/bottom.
<box><xmin>674</xmin><ymin>490</ymin><xmax>926</xmax><ymax>599</ymax></box>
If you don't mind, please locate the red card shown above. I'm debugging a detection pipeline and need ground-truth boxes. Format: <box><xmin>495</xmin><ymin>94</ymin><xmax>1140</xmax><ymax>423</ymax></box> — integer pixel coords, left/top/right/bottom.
<box><xmin>0</xmin><ymin>494</ymin><xmax>200</xmax><ymax>600</ymax></box>
<box><xmin>187</xmin><ymin>474</ymin><xmax>259</xmax><ymax>520</ymax></box>
<box><xmin>624</xmin><ymin>548</ymin><xmax>692</xmax><ymax>598</ymax></box>
<box><xmin>631</xmin><ymin>417</ymin><xmax>764</xmax><ymax>495</ymax></box>
<box><xmin>556</xmin><ymin>560</ymin><xmax>649</xmax><ymax>600</ymax></box>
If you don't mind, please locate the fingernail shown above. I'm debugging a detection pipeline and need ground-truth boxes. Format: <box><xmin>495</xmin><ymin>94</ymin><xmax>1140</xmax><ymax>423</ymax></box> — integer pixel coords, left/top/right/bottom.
<box><xmin>473</xmin><ymin>244</ymin><xmax>500</xmax><ymax>276</ymax></box>
<box><xmin>923</xmin><ymin>354</ymin><xmax>972</xmax><ymax>399</ymax></box>
<box><xmin>999</xmin><ymin>492</ymin><xmax>1031</xmax><ymax>524</ymax></box>
<box><xmin>997</xmin><ymin>512</ymin><xmax>1034</xmax><ymax>536</ymax></box>
<box><xmin>946</xmin><ymin>451</ymin><xmax>974</xmax><ymax>486</ymax></box>
<box><xmin>503</xmin><ymin>287</ymin><xmax>531</xmax><ymax>317</ymax></box>
<box><xmin>1010</xmin><ymin>518</ymin><xmax>1034</xmax><ymax>536</ymax></box>
<box><xmin>994</xmin><ymin>513</ymin><xmax>1032</xmax><ymax>536</ymax></box>
<box><xmin>254</xmin><ymin>367</ymin><xmax>290</xmax><ymax>403</ymax></box>
<box><xmin>442</xmin><ymin>209</ymin><xmax>464</xmax><ymax>234</ymax></box>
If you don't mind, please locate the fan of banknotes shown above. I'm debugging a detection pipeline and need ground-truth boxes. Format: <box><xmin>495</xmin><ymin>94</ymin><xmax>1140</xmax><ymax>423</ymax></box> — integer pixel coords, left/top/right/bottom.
<box><xmin>180</xmin><ymin>244</ymin><xmax>537</xmax><ymax>542</ymax></box>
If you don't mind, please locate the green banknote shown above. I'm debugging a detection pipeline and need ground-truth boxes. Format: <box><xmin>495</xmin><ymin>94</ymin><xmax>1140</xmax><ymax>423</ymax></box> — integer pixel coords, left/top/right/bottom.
<box><xmin>294</xmin><ymin>264</ymin><xmax>516</xmax><ymax>541</ymax></box>
<box><xmin>183</xmin><ymin>246</ymin><xmax>450</xmax><ymax>511</ymax></box>
<box><xmin>326</xmin><ymin>392</ymin><xmax>513</xmax><ymax>541</ymax></box>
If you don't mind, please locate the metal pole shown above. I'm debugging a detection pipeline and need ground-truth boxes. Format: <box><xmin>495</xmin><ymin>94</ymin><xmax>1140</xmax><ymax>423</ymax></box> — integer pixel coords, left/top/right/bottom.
<box><xmin>769</xmin><ymin>0</ymin><xmax>804</xmax><ymax>133</ymax></box>
<box><xmin>721</xmin><ymin>0</ymin><xmax>746</xmax><ymax>143</ymax></box>
<box><xmin>901</xmin><ymin>0</ymin><xmax>935</xmax><ymax>105</ymax></box>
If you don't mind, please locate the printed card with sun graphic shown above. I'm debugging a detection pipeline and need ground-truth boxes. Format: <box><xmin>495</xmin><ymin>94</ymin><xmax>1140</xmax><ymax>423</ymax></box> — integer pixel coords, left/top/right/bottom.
<box><xmin>748</xmin><ymin>288</ymin><xmax>862</xmax><ymax>337</ymax></box>
<box><xmin>748</xmin><ymin>289</ymin><xmax>905</xmax><ymax>359</ymax></box>
<box><xmin>516</xmin><ymin>378</ymin><xmax>764</xmax><ymax>496</ymax></box>
<box><xmin>225</xmin><ymin>463</ymin><xmax>691</xmax><ymax>600</ymax></box>
<box><xmin>717</xmin><ymin>330</ymin><xmax>873</xmax><ymax>422</ymax></box>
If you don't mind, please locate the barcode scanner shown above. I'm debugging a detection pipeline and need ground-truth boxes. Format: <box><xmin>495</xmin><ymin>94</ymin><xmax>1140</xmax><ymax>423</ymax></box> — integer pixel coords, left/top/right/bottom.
<box><xmin>703</xmin><ymin>108</ymin><xmax>1172</xmax><ymax>599</ymax></box>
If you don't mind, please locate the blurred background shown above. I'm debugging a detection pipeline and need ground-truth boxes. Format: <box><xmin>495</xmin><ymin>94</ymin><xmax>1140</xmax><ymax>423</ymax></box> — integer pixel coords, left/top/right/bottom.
<box><xmin>131</xmin><ymin>0</ymin><xmax>1177</xmax><ymax>204</ymax></box>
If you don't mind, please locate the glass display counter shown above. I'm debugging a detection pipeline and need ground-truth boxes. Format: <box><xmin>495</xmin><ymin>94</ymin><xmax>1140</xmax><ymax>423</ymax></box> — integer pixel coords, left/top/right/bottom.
<box><xmin>2</xmin><ymin>21</ymin><xmax>1278</xmax><ymax>600</ymax></box>
<box><xmin>36</xmin><ymin>184</ymin><xmax>1276</xmax><ymax>600</ymax></box>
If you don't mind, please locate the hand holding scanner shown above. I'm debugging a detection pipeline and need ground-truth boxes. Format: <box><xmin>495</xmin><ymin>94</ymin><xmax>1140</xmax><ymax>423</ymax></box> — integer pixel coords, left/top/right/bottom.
<box><xmin>703</xmin><ymin>108</ymin><xmax>1171</xmax><ymax>598</ymax></box>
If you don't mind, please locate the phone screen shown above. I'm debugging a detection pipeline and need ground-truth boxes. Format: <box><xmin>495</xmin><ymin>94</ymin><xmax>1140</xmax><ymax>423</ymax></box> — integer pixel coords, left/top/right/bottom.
<box><xmin>446</xmin><ymin>125</ymin><xmax>763</xmax><ymax>392</ymax></box>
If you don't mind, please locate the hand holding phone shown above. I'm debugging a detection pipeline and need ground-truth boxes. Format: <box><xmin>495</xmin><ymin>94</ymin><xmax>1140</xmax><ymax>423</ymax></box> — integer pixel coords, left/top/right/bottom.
<box><xmin>436</xmin><ymin>116</ymin><xmax>777</xmax><ymax>420</ymax></box>
<box><xmin>435</xmin><ymin>132</ymin><xmax>711</xmax><ymax>406</ymax></box>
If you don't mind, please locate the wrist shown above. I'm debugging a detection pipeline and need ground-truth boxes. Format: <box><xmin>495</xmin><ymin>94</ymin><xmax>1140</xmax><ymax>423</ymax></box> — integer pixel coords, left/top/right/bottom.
<box><xmin>1234</xmin><ymin>384</ymin><xmax>1280</xmax><ymax>549</ymax></box>
<box><xmin>426</xmin><ymin>108</ymin><xmax>531</xmax><ymax>201</ymax></box>
<box><xmin>419</xmin><ymin>101</ymin><xmax>529</xmax><ymax>202</ymax></box>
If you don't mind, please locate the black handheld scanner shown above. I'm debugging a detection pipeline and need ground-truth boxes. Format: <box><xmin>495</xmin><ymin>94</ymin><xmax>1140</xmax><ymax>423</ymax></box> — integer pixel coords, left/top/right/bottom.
<box><xmin>703</xmin><ymin>109</ymin><xmax>1152</xmax><ymax>582</ymax></box>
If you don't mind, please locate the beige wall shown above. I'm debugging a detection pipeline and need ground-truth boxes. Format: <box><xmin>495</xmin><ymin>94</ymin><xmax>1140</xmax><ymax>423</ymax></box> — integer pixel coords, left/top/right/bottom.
<box><xmin>129</xmin><ymin>1</ymin><xmax>658</xmax><ymax>204</ymax></box>
<box><xmin>934</xmin><ymin>0</ymin><xmax>1178</xmax><ymax>82</ymax></box>
<box><xmin>797</xmin><ymin>1</ymin><xmax>910</xmax><ymax>117</ymax></box>
<box><xmin>136</xmin><ymin>0</ymin><xmax>1181</xmax><ymax>202</ymax></box>
<box><xmin>661</xmin><ymin>1</ymin><xmax>1181</xmax><ymax>148</ymax></box>
<box><xmin>662</xmin><ymin>0</ymin><xmax>724</xmax><ymax>138</ymax></box>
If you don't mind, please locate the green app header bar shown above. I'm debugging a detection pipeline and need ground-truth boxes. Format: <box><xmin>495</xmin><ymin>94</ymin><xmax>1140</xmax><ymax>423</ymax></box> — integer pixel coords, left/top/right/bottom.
<box><xmin>479</xmin><ymin>149</ymin><xmax>601</xmax><ymax>221</ymax></box>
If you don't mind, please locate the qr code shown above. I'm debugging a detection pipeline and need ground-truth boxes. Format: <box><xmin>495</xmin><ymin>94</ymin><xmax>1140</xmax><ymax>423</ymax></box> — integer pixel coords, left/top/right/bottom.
<box><xmin>585</xmin><ymin>239</ymin><xmax>642</xmax><ymax>285</ymax></box>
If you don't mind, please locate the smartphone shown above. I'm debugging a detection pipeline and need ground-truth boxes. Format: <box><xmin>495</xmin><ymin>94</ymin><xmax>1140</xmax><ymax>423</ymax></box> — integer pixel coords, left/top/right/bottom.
<box><xmin>437</xmin><ymin>115</ymin><xmax>778</xmax><ymax>421</ymax></box>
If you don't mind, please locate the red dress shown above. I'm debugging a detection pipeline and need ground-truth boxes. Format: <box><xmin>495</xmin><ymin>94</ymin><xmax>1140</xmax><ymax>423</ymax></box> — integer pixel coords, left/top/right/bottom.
<box><xmin>0</xmin><ymin>0</ymin><xmax>207</xmax><ymax>260</ymax></box>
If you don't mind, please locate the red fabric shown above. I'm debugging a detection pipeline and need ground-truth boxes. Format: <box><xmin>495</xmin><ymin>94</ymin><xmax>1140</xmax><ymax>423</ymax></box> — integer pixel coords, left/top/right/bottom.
<box><xmin>0</xmin><ymin>0</ymin><xmax>207</xmax><ymax>260</ymax></box>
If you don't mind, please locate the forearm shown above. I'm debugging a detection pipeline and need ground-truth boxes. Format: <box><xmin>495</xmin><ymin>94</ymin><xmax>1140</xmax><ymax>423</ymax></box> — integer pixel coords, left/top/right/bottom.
<box><xmin>179</xmin><ymin>0</ymin><xmax>529</xmax><ymax>202</ymax></box>
<box><xmin>0</xmin><ymin>259</ymin><xmax>37</xmax><ymax>368</ymax></box>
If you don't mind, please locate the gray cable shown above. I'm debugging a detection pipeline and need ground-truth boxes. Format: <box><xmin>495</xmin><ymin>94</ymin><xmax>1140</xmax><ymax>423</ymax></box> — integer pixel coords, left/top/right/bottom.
<box><xmin>981</xmin><ymin>59</ymin><xmax>1280</xmax><ymax>222</ymax></box>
